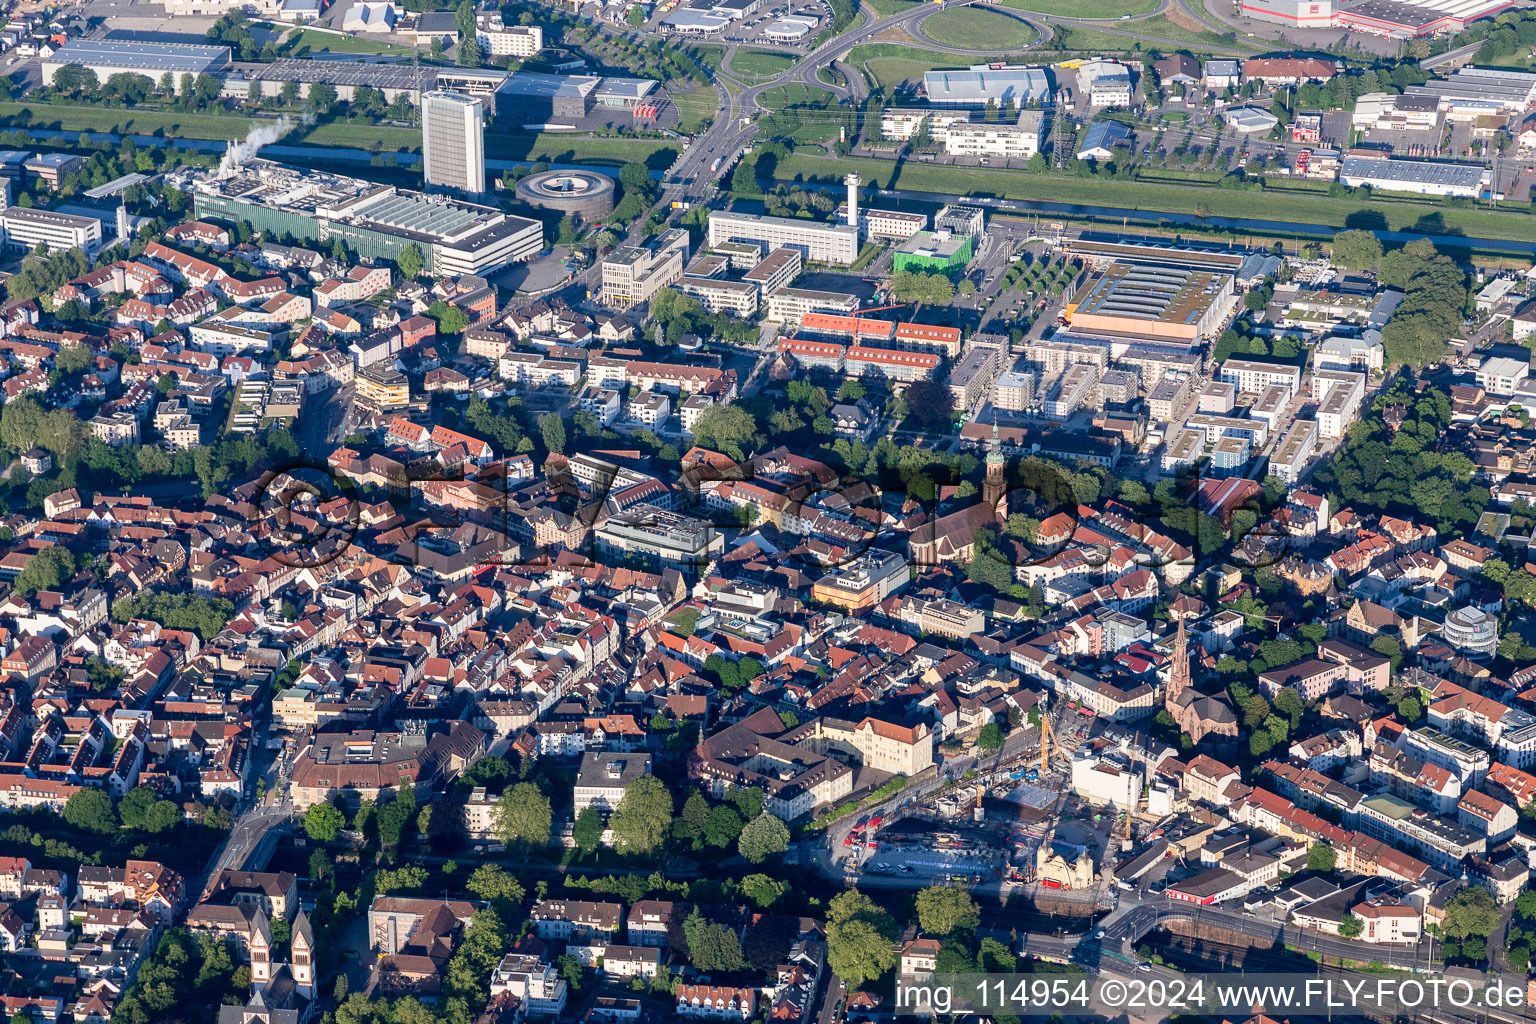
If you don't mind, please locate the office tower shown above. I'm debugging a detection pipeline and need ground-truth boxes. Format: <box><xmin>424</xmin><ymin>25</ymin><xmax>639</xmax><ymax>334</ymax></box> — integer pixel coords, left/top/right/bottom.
<box><xmin>422</xmin><ymin>90</ymin><xmax>486</xmax><ymax>195</ymax></box>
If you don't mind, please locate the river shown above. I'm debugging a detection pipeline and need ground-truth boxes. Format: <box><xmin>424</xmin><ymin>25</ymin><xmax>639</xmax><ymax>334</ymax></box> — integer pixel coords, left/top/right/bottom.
<box><xmin>20</xmin><ymin>128</ymin><xmax>659</xmax><ymax>177</ymax></box>
<box><xmin>19</xmin><ymin>126</ymin><xmax>1533</xmax><ymax>255</ymax></box>
<box><xmin>790</xmin><ymin>179</ymin><xmax>1536</xmax><ymax>258</ymax></box>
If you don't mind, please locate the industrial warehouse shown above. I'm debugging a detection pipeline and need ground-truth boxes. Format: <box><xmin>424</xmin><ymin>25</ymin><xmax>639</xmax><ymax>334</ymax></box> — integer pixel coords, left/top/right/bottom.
<box><xmin>42</xmin><ymin>39</ymin><xmax>232</xmax><ymax>91</ymax></box>
<box><xmin>1337</xmin><ymin>155</ymin><xmax>1490</xmax><ymax>197</ymax></box>
<box><xmin>1238</xmin><ymin>0</ymin><xmax>1514</xmax><ymax>36</ymax></box>
<box><xmin>177</xmin><ymin>159</ymin><xmax>543</xmax><ymax>276</ymax></box>
<box><xmin>1064</xmin><ymin>262</ymin><xmax>1238</xmax><ymax>342</ymax></box>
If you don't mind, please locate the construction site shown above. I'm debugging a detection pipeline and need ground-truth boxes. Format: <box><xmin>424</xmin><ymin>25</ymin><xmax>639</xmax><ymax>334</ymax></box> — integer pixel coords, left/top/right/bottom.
<box><xmin>830</xmin><ymin>694</ymin><xmax>1169</xmax><ymax>916</ymax></box>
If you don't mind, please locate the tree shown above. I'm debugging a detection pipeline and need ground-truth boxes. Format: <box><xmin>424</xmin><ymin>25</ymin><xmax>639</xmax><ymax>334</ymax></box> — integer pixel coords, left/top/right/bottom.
<box><xmin>493</xmin><ymin>782</ymin><xmax>552</xmax><ymax>849</ymax></box>
<box><xmin>539</xmin><ymin>413</ymin><xmax>566</xmax><ymax>456</ymax></box>
<box><xmin>976</xmin><ymin>722</ymin><xmax>1005</xmax><ymax>750</ymax></box>
<box><xmin>688</xmin><ymin>917</ymin><xmax>746</xmax><ymax>971</ymax></box>
<box><xmin>889</xmin><ymin>270</ymin><xmax>954</xmax><ymax>305</ymax></box>
<box><xmin>118</xmin><ymin>786</ymin><xmax>159</xmax><ymax>830</ymax></box>
<box><xmin>56</xmin><ymin>343</ymin><xmax>94</xmax><ymax>375</ymax></box>
<box><xmin>396</xmin><ymin>243</ymin><xmax>424</xmax><ymax>281</ymax></box>
<box><xmin>120</xmin><ymin>787</ymin><xmax>179</xmax><ymax>833</ymax></box>
<box><xmin>676</xmin><ymin>791</ymin><xmax>709</xmax><ymax>847</ymax></box>
<box><xmin>1272</xmin><ymin>688</ymin><xmax>1305</xmax><ymax>728</ymax></box>
<box><xmin>14</xmin><ymin>545</ymin><xmax>76</xmax><ymax>597</ymax></box>
<box><xmin>1378</xmin><ymin>239</ymin><xmax>1466</xmax><ymax>368</ymax></box>
<box><xmin>428</xmin><ymin>300</ymin><xmax>471</xmax><ymax>334</ymax></box>
<box><xmin>377</xmin><ymin>799</ymin><xmax>412</xmax><ymax>850</ymax></box>
<box><xmin>1</xmin><ymin>394</ymin><xmax>87</xmax><ymax>460</ymax></box>
<box><xmin>904</xmin><ymin>379</ymin><xmax>954</xmax><ymax>428</ymax></box>
<box><xmin>1443</xmin><ymin>885</ymin><xmax>1499</xmax><ymax>943</ymax></box>
<box><xmin>64</xmin><ymin>788</ymin><xmax>118</xmax><ymax>834</ymax></box>
<box><xmin>915</xmin><ymin>884</ymin><xmax>981</xmax><ymax>936</ymax></box>
<box><xmin>1306</xmin><ymin>843</ymin><xmax>1336</xmax><ymax>873</ymax></box>
<box><xmin>745</xmin><ymin>915</ymin><xmax>796</xmax><ymax>970</ymax></box>
<box><xmin>825</xmin><ymin>890</ymin><xmax>898</xmax><ymax>988</ymax></box>
<box><xmin>740</xmin><ymin>873</ymin><xmax>786</xmax><ymax>909</ymax></box>
<box><xmin>1339</xmin><ymin>913</ymin><xmax>1364</xmax><ymax>939</ymax></box>
<box><xmin>702</xmin><ymin>805</ymin><xmax>744</xmax><ymax>848</ymax></box>
<box><xmin>627</xmin><ymin>4</ymin><xmax>646</xmax><ymax>25</ymax></box>
<box><xmin>1371</xmin><ymin>634</ymin><xmax>1404</xmax><ymax>672</ymax></box>
<box><xmin>1330</xmin><ymin>229</ymin><xmax>1382</xmax><ymax>270</ymax></box>
<box><xmin>573</xmin><ymin>805</ymin><xmax>605</xmax><ymax>854</ymax></box>
<box><xmin>610</xmin><ymin>774</ymin><xmax>673</xmax><ymax>855</ymax></box>
<box><xmin>375</xmin><ymin>865</ymin><xmax>429</xmax><ymax>895</ymax></box>
<box><xmin>308</xmin><ymin>82</ymin><xmax>337</xmax><ymax>113</ymax></box>
<box><xmin>737</xmin><ymin>811</ymin><xmax>790</xmax><ymax>864</ymax></box>
<box><xmin>691</xmin><ymin>403</ymin><xmax>758</xmax><ymax>462</ymax></box>
<box><xmin>53</xmin><ymin>64</ymin><xmax>100</xmax><ymax>95</ymax></box>
<box><xmin>465</xmin><ymin>864</ymin><xmax>525</xmax><ymax>907</ymax></box>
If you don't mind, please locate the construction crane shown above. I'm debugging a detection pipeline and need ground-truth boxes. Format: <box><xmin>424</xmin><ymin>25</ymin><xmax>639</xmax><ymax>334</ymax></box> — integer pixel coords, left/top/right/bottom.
<box><xmin>1039</xmin><ymin>704</ymin><xmax>1057</xmax><ymax>774</ymax></box>
<box><xmin>1123</xmin><ymin>730</ymin><xmax>1143</xmax><ymax>847</ymax></box>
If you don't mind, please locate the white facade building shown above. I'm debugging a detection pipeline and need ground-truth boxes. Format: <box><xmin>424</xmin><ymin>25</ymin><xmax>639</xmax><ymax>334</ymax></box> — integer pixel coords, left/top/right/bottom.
<box><xmin>422</xmin><ymin>90</ymin><xmax>486</xmax><ymax>194</ymax></box>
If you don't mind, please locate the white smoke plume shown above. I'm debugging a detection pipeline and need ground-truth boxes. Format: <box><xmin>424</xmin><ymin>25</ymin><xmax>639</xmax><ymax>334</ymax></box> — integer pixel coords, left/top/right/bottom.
<box><xmin>220</xmin><ymin>115</ymin><xmax>315</xmax><ymax>176</ymax></box>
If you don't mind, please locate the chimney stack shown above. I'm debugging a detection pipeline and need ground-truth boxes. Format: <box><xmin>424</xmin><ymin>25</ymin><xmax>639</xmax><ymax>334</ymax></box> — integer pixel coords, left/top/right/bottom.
<box><xmin>844</xmin><ymin>172</ymin><xmax>861</xmax><ymax>230</ymax></box>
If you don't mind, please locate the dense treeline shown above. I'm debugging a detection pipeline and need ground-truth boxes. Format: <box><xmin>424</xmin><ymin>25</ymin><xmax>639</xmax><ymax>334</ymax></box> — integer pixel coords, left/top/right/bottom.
<box><xmin>1312</xmin><ymin>380</ymin><xmax>1488</xmax><ymax>534</ymax></box>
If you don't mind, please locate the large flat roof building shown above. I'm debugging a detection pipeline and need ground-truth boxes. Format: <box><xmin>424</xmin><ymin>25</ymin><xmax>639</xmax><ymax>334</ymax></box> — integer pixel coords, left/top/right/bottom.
<box><xmin>1066</xmin><ymin>262</ymin><xmax>1237</xmax><ymax>342</ymax></box>
<box><xmin>944</xmin><ymin>111</ymin><xmax>1045</xmax><ymax>159</ymax></box>
<box><xmin>1239</xmin><ymin>0</ymin><xmax>1338</xmax><ymax>27</ymax></box>
<box><xmin>44</xmin><ymin>40</ymin><xmax>231</xmax><ymax>92</ymax></box>
<box><xmin>496</xmin><ymin>71</ymin><xmax>600</xmax><ymax>120</ymax></box>
<box><xmin>600</xmin><ymin>228</ymin><xmax>690</xmax><ymax>309</ymax></box>
<box><xmin>923</xmin><ymin>64</ymin><xmax>1051</xmax><ymax>108</ymax></box>
<box><xmin>0</xmin><ymin>207</ymin><xmax>103</xmax><ymax>253</ymax></box>
<box><xmin>707</xmin><ymin>211</ymin><xmax>859</xmax><ymax>265</ymax></box>
<box><xmin>1404</xmin><ymin>67</ymin><xmax>1536</xmax><ymax>114</ymax></box>
<box><xmin>241</xmin><ymin>58</ymin><xmax>437</xmax><ymax>105</ymax></box>
<box><xmin>764</xmin><ymin>287</ymin><xmax>859</xmax><ymax>324</ymax></box>
<box><xmin>181</xmin><ymin>159</ymin><xmax>541</xmax><ymax>277</ymax></box>
<box><xmin>1339</xmin><ymin>155</ymin><xmax>1486</xmax><ymax>197</ymax></box>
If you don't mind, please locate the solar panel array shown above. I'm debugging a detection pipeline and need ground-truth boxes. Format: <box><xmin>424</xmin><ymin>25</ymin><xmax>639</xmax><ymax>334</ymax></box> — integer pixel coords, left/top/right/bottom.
<box><xmin>356</xmin><ymin>192</ymin><xmax>485</xmax><ymax>238</ymax></box>
<box><xmin>1082</xmin><ymin>266</ymin><xmax>1191</xmax><ymax>322</ymax></box>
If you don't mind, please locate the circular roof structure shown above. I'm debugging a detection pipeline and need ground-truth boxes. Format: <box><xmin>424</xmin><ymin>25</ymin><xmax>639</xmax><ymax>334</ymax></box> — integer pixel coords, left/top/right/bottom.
<box><xmin>514</xmin><ymin>169</ymin><xmax>617</xmax><ymax>221</ymax></box>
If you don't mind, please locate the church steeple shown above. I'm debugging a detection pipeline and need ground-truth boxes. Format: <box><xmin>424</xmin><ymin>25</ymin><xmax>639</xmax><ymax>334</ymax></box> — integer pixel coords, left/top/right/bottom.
<box><xmin>982</xmin><ymin>410</ymin><xmax>1006</xmax><ymax>518</ymax></box>
<box><xmin>250</xmin><ymin>907</ymin><xmax>273</xmax><ymax>985</ymax></box>
<box><xmin>1167</xmin><ymin>616</ymin><xmax>1191</xmax><ymax>701</ymax></box>
<box><xmin>290</xmin><ymin>910</ymin><xmax>315</xmax><ymax>996</ymax></box>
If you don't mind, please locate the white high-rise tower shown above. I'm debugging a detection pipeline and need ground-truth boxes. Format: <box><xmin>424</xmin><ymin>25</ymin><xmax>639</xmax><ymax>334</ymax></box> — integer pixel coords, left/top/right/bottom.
<box><xmin>844</xmin><ymin>172</ymin><xmax>860</xmax><ymax>228</ymax></box>
<box><xmin>422</xmin><ymin>90</ymin><xmax>486</xmax><ymax>195</ymax></box>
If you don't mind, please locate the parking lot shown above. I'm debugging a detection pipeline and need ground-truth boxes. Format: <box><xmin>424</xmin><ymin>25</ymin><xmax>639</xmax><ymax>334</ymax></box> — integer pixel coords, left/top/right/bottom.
<box><xmin>853</xmin><ymin>823</ymin><xmax>1008</xmax><ymax>884</ymax></box>
<box><xmin>655</xmin><ymin>0</ymin><xmax>831</xmax><ymax>47</ymax></box>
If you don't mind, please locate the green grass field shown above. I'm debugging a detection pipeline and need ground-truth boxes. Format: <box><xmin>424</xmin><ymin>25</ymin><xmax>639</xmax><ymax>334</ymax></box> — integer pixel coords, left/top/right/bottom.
<box><xmin>757</xmin><ymin>83</ymin><xmax>835</xmax><ymax>109</ymax></box>
<box><xmin>493</xmin><ymin>136</ymin><xmax>681</xmax><ymax>167</ymax></box>
<box><xmin>1054</xmin><ymin>16</ymin><xmax>1253</xmax><ymax>52</ymax></box>
<box><xmin>297</xmin><ymin>121</ymin><xmax>421</xmax><ymax>150</ymax></box>
<box><xmin>860</xmin><ymin>0</ymin><xmax>927</xmax><ymax>14</ymax></box>
<box><xmin>284</xmin><ymin>28</ymin><xmax>420</xmax><ymax>57</ymax></box>
<box><xmin>693</xmin><ymin>44</ymin><xmax>727</xmax><ymax>72</ymax></box>
<box><xmin>922</xmin><ymin>6</ymin><xmax>1037</xmax><ymax>48</ymax></box>
<box><xmin>846</xmin><ymin>43</ymin><xmax>960</xmax><ymax>90</ymax></box>
<box><xmin>730</xmin><ymin>49</ymin><xmax>797</xmax><ymax>76</ymax></box>
<box><xmin>669</xmin><ymin>86</ymin><xmax>719</xmax><ymax>135</ymax></box>
<box><xmin>999</xmin><ymin>0</ymin><xmax>1154</xmax><ymax>15</ymax></box>
<box><xmin>0</xmin><ymin>102</ymin><xmax>259</xmax><ymax>140</ymax></box>
<box><xmin>769</xmin><ymin>152</ymin><xmax>1536</xmax><ymax>243</ymax></box>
